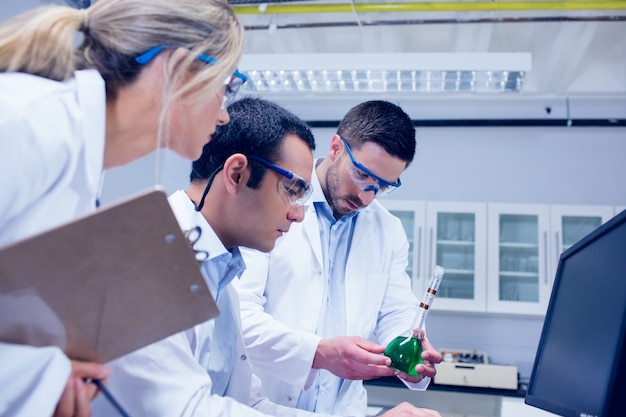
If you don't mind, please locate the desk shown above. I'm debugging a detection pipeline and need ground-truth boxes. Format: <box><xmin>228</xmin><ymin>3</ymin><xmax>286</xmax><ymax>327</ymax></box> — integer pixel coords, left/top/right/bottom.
<box><xmin>365</xmin><ymin>378</ymin><xmax>558</xmax><ymax>417</ymax></box>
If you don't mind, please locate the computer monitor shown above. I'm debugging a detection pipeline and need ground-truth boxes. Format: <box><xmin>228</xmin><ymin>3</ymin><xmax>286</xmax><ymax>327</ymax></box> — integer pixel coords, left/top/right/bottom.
<box><xmin>525</xmin><ymin>209</ymin><xmax>626</xmax><ymax>417</ymax></box>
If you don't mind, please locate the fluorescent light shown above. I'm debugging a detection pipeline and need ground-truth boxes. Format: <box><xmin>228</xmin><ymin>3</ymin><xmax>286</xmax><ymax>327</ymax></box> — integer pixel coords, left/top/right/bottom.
<box><xmin>239</xmin><ymin>52</ymin><xmax>532</xmax><ymax>94</ymax></box>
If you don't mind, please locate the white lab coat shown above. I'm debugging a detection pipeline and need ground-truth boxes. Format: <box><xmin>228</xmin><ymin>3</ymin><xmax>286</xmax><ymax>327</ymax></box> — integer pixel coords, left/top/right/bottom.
<box><xmin>92</xmin><ymin>191</ymin><xmax>338</xmax><ymax>417</ymax></box>
<box><xmin>0</xmin><ymin>69</ymin><xmax>106</xmax><ymax>416</ymax></box>
<box><xmin>235</xmin><ymin>173</ymin><xmax>429</xmax><ymax>416</ymax></box>
<box><xmin>0</xmin><ymin>344</ymin><xmax>71</xmax><ymax>416</ymax></box>
<box><xmin>0</xmin><ymin>70</ymin><xmax>105</xmax><ymax>247</ymax></box>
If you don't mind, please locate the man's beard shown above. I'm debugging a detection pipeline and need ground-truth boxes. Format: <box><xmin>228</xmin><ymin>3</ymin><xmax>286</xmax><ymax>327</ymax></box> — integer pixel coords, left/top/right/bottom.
<box><xmin>325</xmin><ymin>162</ymin><xmax>361</xmax><ymax>218</ymax></box>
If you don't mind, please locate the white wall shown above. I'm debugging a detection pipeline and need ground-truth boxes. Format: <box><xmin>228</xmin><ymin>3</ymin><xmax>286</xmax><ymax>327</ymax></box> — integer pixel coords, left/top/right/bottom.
<box><xmin>101</xmin><ymin>124</ymin><xmax>626</xmax><ymax>207</ymax></box>
<box><xmin>396</xmin><ymin>125</ymin><xmax>626</xmax><ymax>205</ymax></box>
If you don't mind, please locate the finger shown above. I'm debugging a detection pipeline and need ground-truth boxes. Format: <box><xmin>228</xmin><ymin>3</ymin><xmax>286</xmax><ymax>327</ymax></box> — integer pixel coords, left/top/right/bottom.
<box><xmin>421</xmin><ymin>349</ymin><xmax>442</xmax><ymax>363</ymax></box>
<box><xmin>354</xmin><ymin>338</ymin><xmax>387</xmax><ymax>354</ymax></box>
<box><xmin>355</xmin><ymin>351</ymin><xmax>392</xmax><ymax>366</ymax></box>
<box><xmin>71</xmin><ymin>361</ymin><xmax>112</xmax><ymax>380</ymax></box>
<box><xmin>363</xmin><ymin>364</ymin><xmax>398</xmax><ymax>379</ymax></box>
<box><xmin>412</xmin><ymin>328</ymin><xmax>426</xmax><ymax>339</ymax></box>
<box><xmin>54</xmin><ymin>377</ymin><xmax>76</xmax><ymax>417</ymax></box>
<box><xmin>414</xmin><ymin>363</ymin><xmax>436</xmax><ymax>378</ymax></box>
<box><xmin>420</xmin><ymin>341</ymin><xmax>443</xmax><ymax>364</ymax></box>
<box><xmin>417</xmin><ymin>407</ymin><xmax>442</xmax><ymax>417</ymax></box>
<box><xmin>347</xmin><ymin>345</ymin><xmax>391</xmax><ymax>367</ymax></box>
<box><xmin>419</xmin><ymin>334</ymin><xmax>431</xmax><ymax>348</ymax></box>
<box><xmin>347</xmin><ymin>361</ymin><xmax>396</xmax><ymax>380</ymax></box>
<box><xmin>395</xmin><ymin>371</ymin><xmax>424</xmax><ymax>383</ymax></box>
<box><xmin>73</xmin><ymin>378</ymin><xmax>91</xmax><ymax>417</ymax></box>
<box><xmin>83</xmin><ymin>379</ymin><xmax>100</xmax><ymax>401</ymax></box>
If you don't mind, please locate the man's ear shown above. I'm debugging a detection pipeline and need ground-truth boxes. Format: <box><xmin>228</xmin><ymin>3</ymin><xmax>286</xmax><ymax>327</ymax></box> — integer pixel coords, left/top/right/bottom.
<box><xmin>222</xmin><ymin>153</ymin><xmax>249</xmax><ymax>193</ymax></box>
<box><xmin>328</xmin><ymin>134</ymin><xmax>344</xmax><ymax>162</ymax></box>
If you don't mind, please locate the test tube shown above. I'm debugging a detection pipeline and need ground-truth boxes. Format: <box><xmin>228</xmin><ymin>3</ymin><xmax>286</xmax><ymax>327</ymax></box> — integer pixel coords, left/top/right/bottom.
<box><xmin>411</xmin><ymin>265</ymin><xmax>445</xmax><ymax>339</ymax></box>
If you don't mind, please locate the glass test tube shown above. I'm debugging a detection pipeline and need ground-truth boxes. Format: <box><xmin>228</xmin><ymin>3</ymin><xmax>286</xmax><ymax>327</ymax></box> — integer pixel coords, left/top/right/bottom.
<box><xmin>411</xmin><ymin>265</ymin><xmax>445</xmax><ymax>339</ymax></box>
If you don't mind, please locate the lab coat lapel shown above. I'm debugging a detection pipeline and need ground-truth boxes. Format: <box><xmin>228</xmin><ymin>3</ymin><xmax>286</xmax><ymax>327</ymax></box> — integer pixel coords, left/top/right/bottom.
<box><xmin>344</xmin><ymin>207</ymin><xmax>375</xmax><ymax>335</ymax></box>
<box><xmin>303</xmin><ymin>204</ymin><xmax>324</xmax><ymax>270</ymax></box>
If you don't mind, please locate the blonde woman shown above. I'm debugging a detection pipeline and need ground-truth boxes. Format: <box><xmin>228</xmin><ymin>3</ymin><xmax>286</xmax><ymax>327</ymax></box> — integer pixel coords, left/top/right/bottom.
<box><xmin>0</xmin><ymin>0</ymin><xmax>245</xmax><ymax>416</ymax></box>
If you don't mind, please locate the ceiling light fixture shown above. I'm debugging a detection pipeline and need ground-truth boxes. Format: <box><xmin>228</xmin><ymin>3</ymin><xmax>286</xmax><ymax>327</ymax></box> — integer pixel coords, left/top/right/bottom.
<box><xmin>239</xmin><ymin>52</ymin><xmax>532</xmax><ymax>94</ymax></box>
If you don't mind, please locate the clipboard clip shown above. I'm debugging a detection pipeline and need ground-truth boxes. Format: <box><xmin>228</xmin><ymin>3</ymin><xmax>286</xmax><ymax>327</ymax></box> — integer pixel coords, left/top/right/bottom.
<box><xmin>184</xmin><ymin>226</ymin><xmax>209</xmax><ymax>263</ymax></box>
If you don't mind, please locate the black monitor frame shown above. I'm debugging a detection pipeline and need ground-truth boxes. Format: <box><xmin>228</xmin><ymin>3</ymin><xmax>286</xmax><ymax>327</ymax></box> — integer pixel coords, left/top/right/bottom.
<box><xmin>525</xmin><ymin>209</ymin><xmax>626</xmax><ymax>417</ymax></box>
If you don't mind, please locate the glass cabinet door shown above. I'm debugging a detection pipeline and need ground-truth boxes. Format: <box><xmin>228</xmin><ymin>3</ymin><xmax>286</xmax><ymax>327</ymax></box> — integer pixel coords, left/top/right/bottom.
<box><xmin>561</xmin><ymin>215</ymin><xmax>602</xmax><ymax>250</ymax></box>
<box><xmin>497</xmin><ymin>214</ymin><xmax>540</xmax><ymax>303</ymax></box>
<box><xmin>487</xmin><ymin>204</ymin><xmax>550</xmax><ymax>315</ymax></box>
<box><xmin>436</xmin><ymin>213</ymin><xmax>476</xmax><ymax>299</ymax></box>
<box><xmin>392</xmin><ymin>210</ymin><xmax>416</xmax><ymax>280</ymax></box>
<box><xmin>381</xmin><ymin>200</ymin><xmax>426</xmax><ymax>295</ymax></box>
<box><xmin>426</xmin><ymin>202</ymin><xmax>487</xmax><ymax>312</ymax></box>
<box><xmin>549</xmin><ymin>205</ymin><xmax>615</xmax><ymax>280</ymax></box>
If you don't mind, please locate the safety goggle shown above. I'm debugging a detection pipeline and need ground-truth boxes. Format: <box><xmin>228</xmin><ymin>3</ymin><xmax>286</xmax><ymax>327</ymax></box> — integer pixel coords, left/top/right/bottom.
<box><xmin>247</xmin><ymin>155</ymin><xmax>313</xmax><ymax>207</ymax></box>
<box><xmin>135</xmin><ymin>45</ymin><xmax>247</xmax><ymax>109</ymax></box>
<box><xmin>221</xmin><ymin>71</ymin><xmax>247</xmax><ymax>109</ymax></box>
<box><xmin>340</xmin><ymin>136</ymin><xmax>401</xmax><ymax>197</ymax></box>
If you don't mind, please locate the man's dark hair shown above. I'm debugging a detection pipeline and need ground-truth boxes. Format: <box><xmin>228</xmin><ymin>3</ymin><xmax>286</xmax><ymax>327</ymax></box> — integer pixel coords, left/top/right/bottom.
<box><xmin>190</xmin><ymin>96</ymin><xmax>316</xmax><ymax>189</ymax></box>
<box><xmin>336</xmin><ymin>100</ymin><xmax>416</xmax><ymax>166</ymax></box>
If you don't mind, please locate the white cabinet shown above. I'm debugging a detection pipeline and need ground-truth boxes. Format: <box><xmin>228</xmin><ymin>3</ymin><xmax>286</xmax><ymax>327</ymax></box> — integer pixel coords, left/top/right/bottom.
<box><xmin>381</xmin><ymin>200</ymin><xmax>425</xmax><ymax>295</ymax></box>
<box><xmin>382</xmin><ymin>200</ymin><xmax>487</xmax><ymax>312</ymax></box>
<box><xmin>487</xmin><ymin>204</ymin><xmax>550</xmax><ymax>315</ymax></box>
<box><xmin>381</xmin><ymin>200</ymin><xmax>615</xmax><ymax>316</ymax></box>
<box><xmin>423</xmin><ymin>202</ymin><xmax>487</xmax><ymax>312</ymax></box>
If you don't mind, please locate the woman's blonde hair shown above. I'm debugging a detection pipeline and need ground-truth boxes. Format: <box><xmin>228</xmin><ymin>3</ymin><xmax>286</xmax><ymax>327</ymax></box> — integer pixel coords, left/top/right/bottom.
<box><xmin>0</xmin><ymin>0</ymin><xmax>244</xmax><ymax>105</ymax></box>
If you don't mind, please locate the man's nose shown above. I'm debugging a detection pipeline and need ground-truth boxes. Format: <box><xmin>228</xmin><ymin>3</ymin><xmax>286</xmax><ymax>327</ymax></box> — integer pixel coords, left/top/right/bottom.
<box><xmin>288</xmin><ymin>205</ymin><xmax>306</xmax><ymax>223</ymax></box>
<box><xmin>359</xmin><ymin>188</ymin><xmax>377</xmax><ymax>206</ymax></box>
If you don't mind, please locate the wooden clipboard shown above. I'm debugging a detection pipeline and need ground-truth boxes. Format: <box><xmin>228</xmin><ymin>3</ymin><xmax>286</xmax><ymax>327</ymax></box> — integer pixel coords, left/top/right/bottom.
<box><xmin>0</xmin><ymin>188</ymin><xmax>219</xmax><ymax>362</ymax></box>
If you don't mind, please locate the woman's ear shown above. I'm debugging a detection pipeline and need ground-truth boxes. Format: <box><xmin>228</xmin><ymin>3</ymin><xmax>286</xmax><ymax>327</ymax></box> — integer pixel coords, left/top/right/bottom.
<box><xmin>222</xmin><ymin>154</ymin><xmax>249</xmax><ymax>193</ymax></box>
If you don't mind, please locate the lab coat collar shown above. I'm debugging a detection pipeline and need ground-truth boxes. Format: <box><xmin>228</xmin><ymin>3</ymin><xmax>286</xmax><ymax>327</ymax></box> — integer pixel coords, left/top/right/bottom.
<box><xmin>310</xmin><ymin>158</ymin><xmax>327</xmax><ymax>204</ymax></box>
<box><xmin>73</xmin><ymin>70</ymin><xmax>106</xmax><ymax>200</ymax></box>
<box><xmin>167</xmin><ymin>190</ymin><xmax>245</xmax><ymax>297</ymax></box>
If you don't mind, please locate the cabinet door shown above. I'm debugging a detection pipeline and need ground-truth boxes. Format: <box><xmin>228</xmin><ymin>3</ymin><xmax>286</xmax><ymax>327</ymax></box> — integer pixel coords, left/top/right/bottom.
<box><xmin>548</xmin><ymin>205</ymin><xmax>615</xmax><ymax>281</ymax></box>
<box><xmin>379</xmin><ymin>200</ymin><xmax>426</xmax><ymax>295</ymax></box>
<box><xmin>424</xmin><ymin>202</ymin><xmax>487</xmax><ymax>312</ymax></box>
<box><xmin>487</xmin><ymin>204</ymin><xmax>550</xmax><ymax>315</ymax></box>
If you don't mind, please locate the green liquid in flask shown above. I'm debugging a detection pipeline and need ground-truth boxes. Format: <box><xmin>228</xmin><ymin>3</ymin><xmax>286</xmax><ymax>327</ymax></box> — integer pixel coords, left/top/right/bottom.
<box><xmin>384</xmin><ymin>266</ymin><xmax>445</xmax><ymax>378</ymax></box>
<box><xmin>384</xmin><ymin>335</ymin><xmax>423</xmax><ymax>377</ymax></box>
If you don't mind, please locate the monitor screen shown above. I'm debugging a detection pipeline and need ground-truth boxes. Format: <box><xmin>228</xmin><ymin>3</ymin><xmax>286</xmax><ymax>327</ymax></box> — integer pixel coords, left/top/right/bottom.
<box><xmin>525</xmin><ymin>209</ymin><xmax>626</xmax><ymax>417</ymax></box>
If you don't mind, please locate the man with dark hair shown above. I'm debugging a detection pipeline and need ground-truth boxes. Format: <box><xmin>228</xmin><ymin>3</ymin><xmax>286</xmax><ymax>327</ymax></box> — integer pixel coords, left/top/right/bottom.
<box><xmin>235</xmin><ymin>100</ymin><xmax>443</xmax><ymax>416</ymax></box>
<box><xmin>94</xmin><ymin>98</ymin><xmax>441</xmax><ymax>417</ymax></box>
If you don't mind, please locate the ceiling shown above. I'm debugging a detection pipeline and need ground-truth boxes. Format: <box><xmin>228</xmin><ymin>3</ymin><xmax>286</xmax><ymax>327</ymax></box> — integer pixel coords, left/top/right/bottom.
<box><xmin>231</xmin><ymin>0</ymin><xmax>626</xmax><ymax>96</ymax></box>
<box><xmin>7</xmin><ymin>1</ymin><xmax>625</xmax><ymax>120</ymax></box>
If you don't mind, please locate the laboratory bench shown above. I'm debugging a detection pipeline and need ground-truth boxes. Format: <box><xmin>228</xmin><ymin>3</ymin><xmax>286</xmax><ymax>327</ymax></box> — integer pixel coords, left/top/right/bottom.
<box><xmin>364</xmin><ymin>377</ymin><xmax>558</xmax><ymax>417</ymax></box>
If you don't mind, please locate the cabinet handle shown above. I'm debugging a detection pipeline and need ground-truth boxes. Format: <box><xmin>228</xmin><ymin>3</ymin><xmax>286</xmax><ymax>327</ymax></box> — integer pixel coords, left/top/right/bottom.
<box><xmin>555</xmin><ymin>231</ymin><xmax>561</xmax><ymax>263</ymax></box>
<box><xmin>543</xmin><ymin>230</ymin><xmax>548</xmax><ymax>287</ymax></box>
<box><xmin>416</xmin><ymin>226</ymin><xmax>422</xmax><ymax>281</ymax></box>
<box><xmin>429</xmin><ymin>227</ymin><xmax>434</xmax><ymax>275</ymax></box>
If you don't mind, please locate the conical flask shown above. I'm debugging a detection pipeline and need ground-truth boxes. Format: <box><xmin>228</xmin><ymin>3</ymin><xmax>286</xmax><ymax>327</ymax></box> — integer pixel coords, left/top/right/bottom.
<box><xmin>384</xmin><ymin>265</ymin><xmax>445</xmax><ymax>377</ymax></box>
<box><xmin>384</xmin><ymin>334</ymin><xmax>424</xmax><ymax>376</ymax></box>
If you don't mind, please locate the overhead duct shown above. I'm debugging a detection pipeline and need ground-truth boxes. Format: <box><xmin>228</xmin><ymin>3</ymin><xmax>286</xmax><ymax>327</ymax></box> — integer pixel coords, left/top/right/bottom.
<box><xmin>231</xmin><ymin>1</ymin><xmax>626</xmax><ymax>15</ymax></box>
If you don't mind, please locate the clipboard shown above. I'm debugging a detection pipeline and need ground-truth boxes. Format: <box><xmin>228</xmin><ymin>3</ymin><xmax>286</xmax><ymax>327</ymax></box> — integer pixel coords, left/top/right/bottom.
<box><xmin>0</xmin><ymin>188</ymin><xmax>219</xmax><ymax>363</ymax></box>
